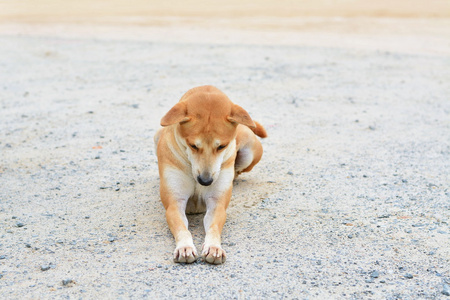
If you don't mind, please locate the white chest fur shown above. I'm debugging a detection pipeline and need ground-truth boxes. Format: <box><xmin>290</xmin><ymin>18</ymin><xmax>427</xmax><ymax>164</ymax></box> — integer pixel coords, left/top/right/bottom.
<box><xmin>164</xmin><ymin>166</ymin><xmax>234</xmax><ymax>214</ymax></box>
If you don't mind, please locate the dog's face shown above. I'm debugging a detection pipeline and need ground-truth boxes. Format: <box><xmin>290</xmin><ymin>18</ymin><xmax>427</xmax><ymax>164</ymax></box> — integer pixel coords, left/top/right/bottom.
<box><xmin>160</xmin><ymin>89</ymin><xmax>255</xmax><ymax>186</ymax></box>
<box><xmin>179</xmin><ymin>118</ymin><xmax>236</xmax><ymax>186</ymax></box>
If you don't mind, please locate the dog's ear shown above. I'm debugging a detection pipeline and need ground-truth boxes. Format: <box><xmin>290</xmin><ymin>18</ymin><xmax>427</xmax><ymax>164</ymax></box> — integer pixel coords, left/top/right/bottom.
<box><xmin>160</xmin><ymin>102</ymin><xmax>191</xmax><ymax>126</ymax></box>
<box><xmin>227</xmin><ymin>104</ymin><xmax>256</xmax><ymax>128</ymax></box>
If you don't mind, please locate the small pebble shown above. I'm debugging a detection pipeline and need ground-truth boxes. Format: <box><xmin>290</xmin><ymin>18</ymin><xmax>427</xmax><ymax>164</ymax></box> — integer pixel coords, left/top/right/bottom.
<box><xmin>378</xmin><ymin>214</ymin><xmax>390</xmax><ymax>219</ymax></box>
<box><xmin>41</xmin><ymin>265</ymin><xmax>51</xmax><ymax>271</ymax></box>
<box><xmin>287</xmin><ymin>171</ymin><xmax>293</xmax><ymax>175</ymax></box>
<box><xmin>25</xmin><ymin>243</ymin><xmax>32</xmax><ymax>248</ymax></box>
<box><xmin>62</xmin><ymin>279</ymin><xmax>73</xmax><ymax>286</ymax></box>
<box><xmin>16</xmin><ymin>222</ymin><xmax>25</xmax><ymax>228</ymax></box>
<box><xmin>442</xmin><ymin>283</ymin><xmax>450</xmax><ymax>296</ymax></box>
<box><xmin>370</xmin><ymin>270</ymin><xmax>380</xmax><ymax>278</ymax></box>
<box><xmin>0</xmin><ymin>255</ymin><xmax>6</xmax><ymax>260</ymax></box>
<box><xmin>404</xmin><ymin>273</ymin><xmax>413</xmax><ymax>279</ymax></box>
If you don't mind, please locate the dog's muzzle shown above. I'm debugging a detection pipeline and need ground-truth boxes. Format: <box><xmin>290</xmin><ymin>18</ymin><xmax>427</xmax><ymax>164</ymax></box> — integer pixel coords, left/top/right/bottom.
<box><xmin>197</xmin><ymin>174</ymin><xmax>213</xmax><ymax>186</ymax></box>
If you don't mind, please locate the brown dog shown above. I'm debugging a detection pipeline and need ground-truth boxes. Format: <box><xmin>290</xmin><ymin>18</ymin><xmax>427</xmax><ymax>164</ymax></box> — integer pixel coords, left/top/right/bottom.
<box><xmin>154</xmin><ymin>85</ymin><xmax>267</xmax><ymax>264</ymax></box>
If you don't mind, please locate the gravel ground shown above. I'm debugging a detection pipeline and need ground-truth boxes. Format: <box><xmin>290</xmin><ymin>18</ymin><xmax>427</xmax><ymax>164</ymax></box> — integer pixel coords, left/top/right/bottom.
<box><xmin>0</xmin><ymin>18</ymin><xmax>449</xmax><ymax>299</ymax></box>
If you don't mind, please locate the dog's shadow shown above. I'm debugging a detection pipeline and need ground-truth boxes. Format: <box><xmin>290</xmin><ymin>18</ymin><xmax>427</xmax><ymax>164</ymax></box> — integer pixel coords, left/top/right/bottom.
<box><xmin>229</xmin><ymin>177</ymin><xmax>278</xmax><ymax>210</ymax></box>
<box><xmin>185</xmin><ymin>177</ymin><xmax>278</xmax><ymax>247</ymax></box>
<box><xmin>186</xmin><ymin>213</ymin><xmax>206</xmax><ymax>246</ymax></box>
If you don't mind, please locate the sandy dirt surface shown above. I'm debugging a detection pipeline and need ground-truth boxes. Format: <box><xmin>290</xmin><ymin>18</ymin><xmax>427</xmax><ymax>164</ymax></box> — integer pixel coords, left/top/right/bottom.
<box><xmin>1</xmin><ymin>1</ymin><xmax>449</xmax><ymax>299</ymax></box>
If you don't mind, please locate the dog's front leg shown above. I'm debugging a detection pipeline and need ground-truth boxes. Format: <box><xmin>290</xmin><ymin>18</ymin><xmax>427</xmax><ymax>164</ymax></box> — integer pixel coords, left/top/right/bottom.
<box><xmin>201</xmin><ymin>169</ymin><xmax>234</xmax><ymax>264</ymax></box>
<box><xmin>165</xmin><ymin>202</ymin><xmax>197</xmax><ymax>263</ymax></box>
<box><xmin>160</xmin><ymin>168</ymin><xmax>197</xmax><ymax>263</ymax></box>
<box><xmin>202</xmin><ymin>199</ymin><xmax>228</xmax><ymax>264</ymax></box>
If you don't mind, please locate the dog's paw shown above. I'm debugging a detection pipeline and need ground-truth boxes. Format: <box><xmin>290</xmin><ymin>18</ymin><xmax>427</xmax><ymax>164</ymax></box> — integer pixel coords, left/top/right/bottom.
<box><xmin>202</xmin><ymin>244</ymin><xmax>226</xmax><ymax>264</ymax></box>
<box><xmin>173</xmin><ymin>245</ymin><xmax>198</xmax><ymax>263</ymax></box>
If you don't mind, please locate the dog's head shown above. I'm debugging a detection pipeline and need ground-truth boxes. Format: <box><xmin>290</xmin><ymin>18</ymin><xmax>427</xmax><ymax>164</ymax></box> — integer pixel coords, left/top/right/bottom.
<box><xmin>160</xmin><ymin>86</ymin><xmax>255</xmax><ymax>186</ymax></box>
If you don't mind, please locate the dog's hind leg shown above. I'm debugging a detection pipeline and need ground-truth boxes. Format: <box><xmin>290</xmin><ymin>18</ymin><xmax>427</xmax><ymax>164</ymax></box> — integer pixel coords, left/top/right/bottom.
<box><xmin>234</xmin><ymin>133</ymin><xmax>264</xmax><ymax>177</ymax></box>
<box><xmin>234</xmin><ymin>123</ymin><xmax>265</xmax><ymax>178</ymax></box>
<box><xmin>235</xmin><ymin>147</ymin><xmax>254</xmax><ymax>175</ymax></box>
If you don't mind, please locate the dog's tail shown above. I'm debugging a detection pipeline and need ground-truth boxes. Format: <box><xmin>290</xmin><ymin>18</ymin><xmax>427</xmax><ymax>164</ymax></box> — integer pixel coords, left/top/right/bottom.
<box><xmin>251</xmin><ymin>121</ymin><xmax>268</xmax><ymax>138</ymax></box>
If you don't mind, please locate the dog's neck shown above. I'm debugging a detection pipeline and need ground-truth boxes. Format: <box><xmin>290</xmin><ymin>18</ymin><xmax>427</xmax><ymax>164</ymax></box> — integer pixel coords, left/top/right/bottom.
<box><xmin>172</xmin><ymin>125</ymin><xmax>190</xmax><ymax>162</ymax></box>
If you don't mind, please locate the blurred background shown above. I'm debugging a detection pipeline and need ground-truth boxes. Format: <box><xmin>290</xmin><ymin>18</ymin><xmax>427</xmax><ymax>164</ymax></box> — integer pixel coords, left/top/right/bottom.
<box><xmin>1</xmin><ymin>0</ymin><xmax>449</xmax><ymax>55</ymax></box>
<box><xmin>1</xmin><ymin>0</ymin><xmax>450</xmax><ymax>22</ymax></box>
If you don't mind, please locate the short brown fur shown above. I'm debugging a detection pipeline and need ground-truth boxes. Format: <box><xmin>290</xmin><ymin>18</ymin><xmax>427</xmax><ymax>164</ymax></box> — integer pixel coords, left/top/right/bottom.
<box><xmin>154</xmin><ymin>85</ymin><xmax>266</xmax><ymax>264</ymax></box>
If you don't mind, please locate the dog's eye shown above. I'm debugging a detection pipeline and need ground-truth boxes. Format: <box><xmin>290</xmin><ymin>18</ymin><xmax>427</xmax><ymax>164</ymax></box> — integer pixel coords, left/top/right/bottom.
<box><xmin>217</xmin><ymin>144</ymin><xmax>227</xmax><ymax>151</ymax></box>
<box><xmin>190</xmin><ymin>144</ymin><xmax>199</xmax><ymax>151</ymax></box>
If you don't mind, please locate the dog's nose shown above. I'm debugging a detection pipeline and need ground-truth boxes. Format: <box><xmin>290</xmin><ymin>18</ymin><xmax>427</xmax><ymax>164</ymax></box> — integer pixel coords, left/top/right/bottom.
<box><xmin>197</xmin><ymin>175</ymin><xmax>213</xmax><ymax>186</ymax></box>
